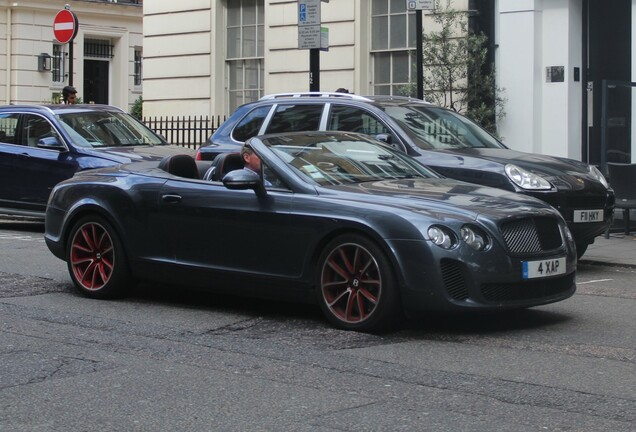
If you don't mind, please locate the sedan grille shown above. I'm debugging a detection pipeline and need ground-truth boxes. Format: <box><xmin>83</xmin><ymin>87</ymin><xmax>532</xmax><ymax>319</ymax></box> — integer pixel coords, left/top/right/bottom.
<box><xmin>440</xmin><ymin>259</ymin><xmax>468</xmax><ymax>300</ymax></box>
<box><xmin>501</xmin><ymin>217</ymin><xmax>563</xmax><ymax>254</ymax></box>
<box><xmin>481</xmin><ymin>273</ymin><xmax>574</xmax><ymax>302</ymax></box>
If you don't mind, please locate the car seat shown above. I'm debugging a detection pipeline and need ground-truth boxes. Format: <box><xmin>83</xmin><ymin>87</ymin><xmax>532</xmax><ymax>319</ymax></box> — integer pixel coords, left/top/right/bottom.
<box><xmin>158</xmin><ymin>154</ymin><xmax>200</xmax><ymax>179</ymax></box>
<box><xmin>203</xmin><ymin>152</ymin><xmax>244</xmax><ymax>181</ymax></box>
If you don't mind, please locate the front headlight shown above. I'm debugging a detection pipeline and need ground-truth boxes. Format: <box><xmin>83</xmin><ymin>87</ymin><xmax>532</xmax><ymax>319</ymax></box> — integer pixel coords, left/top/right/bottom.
<box><xmin>588</xmin><ymin>165</ymin><xmax>609</xmax><ymax>188</ymax></box>
<box><xmin>504</xmin><ymin>164</ymin><xmax>552</xmax><ymax>190</ymax></box>
<box><xmin>460</xmin><ymin>225</ymin><xmax>490</xmax><ymax>251</ymax></box>
<box><xmin>428</xmin><ymin>225</ymin><xmax>457</xmax><ymax>249</ymax></box>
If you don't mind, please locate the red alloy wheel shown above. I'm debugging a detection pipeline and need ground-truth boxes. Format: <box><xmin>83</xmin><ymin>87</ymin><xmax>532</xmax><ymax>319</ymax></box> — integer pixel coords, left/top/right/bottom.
<box><xmin>320</xmin><ymin>242</ymin><xmax>382</xmax><ymax>324</ymax></box>
<box><xmin>70</xmin><ymin>222</ymin><xmax>115</xmax><ymax>291</ymax></box>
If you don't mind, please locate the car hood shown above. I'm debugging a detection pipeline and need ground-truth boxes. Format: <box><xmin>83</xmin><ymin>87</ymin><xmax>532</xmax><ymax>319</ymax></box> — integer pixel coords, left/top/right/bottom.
<box><xmin>322</xmin><ymin>178</ymin><xmax>558</xmax><ymax>222</ymax></box>
<box><xmin>80</xmin><ymin>144</ymin><xmax>193</xmax><ymax>165</ymax></box>
<box><xmin>417</xmin><ymin>148</ymin><xmax>604</xmax><ymax>191</ymax></box>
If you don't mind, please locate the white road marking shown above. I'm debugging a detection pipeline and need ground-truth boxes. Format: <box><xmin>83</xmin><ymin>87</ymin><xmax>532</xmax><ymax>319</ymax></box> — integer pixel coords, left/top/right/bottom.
<box><xmin>578</xmin><ymin>278</ymin><xmax>614</xmax><ymax>284</ymax></box>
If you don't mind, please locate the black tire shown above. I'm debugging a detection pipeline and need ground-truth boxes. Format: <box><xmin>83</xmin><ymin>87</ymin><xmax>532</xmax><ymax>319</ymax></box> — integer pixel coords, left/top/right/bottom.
<box><xmin>316</xmin><ymin>233</ymin><xmax>401</xmax><ymax>332</ymax></box>
<box><xmin>66</xmin><ymin>216</ymin><xmax>131</xmax><ymax>299</ymax></box>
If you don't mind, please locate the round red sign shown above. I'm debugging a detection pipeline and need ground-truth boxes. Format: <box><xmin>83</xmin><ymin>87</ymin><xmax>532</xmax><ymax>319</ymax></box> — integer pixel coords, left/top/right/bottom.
<box><xmin>53</xmin><ymin>9</ymin><xmax>79</xmax><ymax>44</ymax></box>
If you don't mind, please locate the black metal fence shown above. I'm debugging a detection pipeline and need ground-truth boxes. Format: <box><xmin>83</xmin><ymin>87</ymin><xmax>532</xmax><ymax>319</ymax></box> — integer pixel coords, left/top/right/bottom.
<box><xmin>142</xmin><ymin>115</ymin><xmax>226</xmax><ymax>149</ymax></box>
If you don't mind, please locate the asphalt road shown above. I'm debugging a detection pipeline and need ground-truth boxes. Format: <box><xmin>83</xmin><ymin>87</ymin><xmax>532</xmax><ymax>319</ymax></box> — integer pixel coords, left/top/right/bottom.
<box><xmin>0</xmin><ymin>219</ymin><xmax>634</xmax><ymax>431</ymax></box>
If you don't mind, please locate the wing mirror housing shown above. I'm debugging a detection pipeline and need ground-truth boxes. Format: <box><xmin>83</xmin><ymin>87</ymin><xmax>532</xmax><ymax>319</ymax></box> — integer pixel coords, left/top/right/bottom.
<box><xmin>37</xmin><ymin>136</ymin><xmax>65</xmax><ymax>150</ymax></box>
<box><xmin>222</xmin><ymin>169</ymin><xmax>266</xmax><ymax>197</ymax></box>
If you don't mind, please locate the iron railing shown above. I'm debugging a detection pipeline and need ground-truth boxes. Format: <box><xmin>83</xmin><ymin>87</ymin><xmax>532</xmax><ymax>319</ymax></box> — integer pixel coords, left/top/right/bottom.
<box><xmin>142</xmin><ymin>115</ymin><xmax>226</xmax><ymax>148</ymax></box>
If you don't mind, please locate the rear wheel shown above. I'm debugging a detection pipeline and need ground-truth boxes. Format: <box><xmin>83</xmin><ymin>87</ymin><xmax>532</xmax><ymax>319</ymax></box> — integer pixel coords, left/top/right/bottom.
<box><xmin>67</xmin><ymin>216</ymin><xmax>131</xmax><ymax>299</ymax></box>
<box><xmin>316</xmin><ymin>234</ymin><xmax>401</xmax><ymax>332</ymax></box>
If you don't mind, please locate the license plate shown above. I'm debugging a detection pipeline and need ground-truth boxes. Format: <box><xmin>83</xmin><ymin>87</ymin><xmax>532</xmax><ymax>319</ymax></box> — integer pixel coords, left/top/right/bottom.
<box><xmin>522</xmin><ymin>257</ymin><xmax>566</xmax><ymax>279</ymax></box>
<box><xmin>573</xmin><ymin>209</ymin><xmax>603</xmax><ymax>223</ymax></box>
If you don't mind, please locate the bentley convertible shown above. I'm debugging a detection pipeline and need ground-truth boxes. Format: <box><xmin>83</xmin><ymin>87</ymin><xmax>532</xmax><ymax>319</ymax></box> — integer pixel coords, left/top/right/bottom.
<box><xmin>45</xmin><ymin>131</ymin><xmax>577</xmax><ymax>332</ymax></box>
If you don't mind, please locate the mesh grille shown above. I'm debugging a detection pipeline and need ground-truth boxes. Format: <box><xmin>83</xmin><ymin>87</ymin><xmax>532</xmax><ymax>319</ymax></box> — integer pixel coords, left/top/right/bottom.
<box><xmin>566</xmin><ymin>195</ymin><xmax>608</xmax><ymax>209</ymax></box>
<box><xmin>501</xmin><ymin>217</ymin><xmax>562</xmax><ymax>254</ymax></box>
<box><xmin>481</xmin><ymin>273</ymin><xmax>575</xmax><ymax>302</ymax></box>
<box><xmin>440</xmin><ymin>259</ymin><xmax>468</xmax><ymax>300</ymax></box>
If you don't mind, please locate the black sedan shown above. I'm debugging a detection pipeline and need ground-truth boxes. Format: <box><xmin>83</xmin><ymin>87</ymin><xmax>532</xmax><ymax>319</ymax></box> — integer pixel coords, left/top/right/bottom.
<box><xmin>0</xmin><ymin>104</ymin><xmax>186</xmax><ymax>219</ymax></box>
<box><xmin>195</xmin><ymin>93</ymin><xmax>614</xmax><ymax>257</ymax></box>
<box><xmin>46</xmin><ymin>132</ymin><xmax>577</xmax><ymax>332</ymax></box>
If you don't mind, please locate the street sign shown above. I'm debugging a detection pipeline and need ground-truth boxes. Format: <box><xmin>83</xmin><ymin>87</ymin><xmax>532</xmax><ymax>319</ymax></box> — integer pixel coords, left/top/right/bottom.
<box><xmin>53</xmin><ymin>9</ymin><xmax>79</xmax><ymax>44</ymax></box>
<box><xmin>298</xmin><ymin>25</ymin><xmax>321</xmax><ymax>49</ymax></box>
<box><xmin>406</xmin><ymin>0</ymin><xmax>435</xmax><ymax>10</ymax></box>
<box><xmin>298</xmin><ymin>0</ymin><xmax>321</xmax><ymax>27</ymax></box>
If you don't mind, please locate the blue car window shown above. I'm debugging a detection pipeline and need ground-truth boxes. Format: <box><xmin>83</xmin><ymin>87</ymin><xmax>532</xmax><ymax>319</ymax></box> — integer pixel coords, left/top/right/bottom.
<box><xmin>22</xmin><ymin>115</ymin><xmax>56</xmax><ymax>147</ymax></box>
<box><xmin>0</xmin><ymin>113</ymin><xmax>19</xmax><ymax>144</ymax></box>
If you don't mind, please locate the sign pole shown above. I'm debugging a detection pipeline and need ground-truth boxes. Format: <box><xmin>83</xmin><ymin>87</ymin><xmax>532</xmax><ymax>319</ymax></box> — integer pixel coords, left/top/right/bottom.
<box><xmin>407</xmin><ymin>0</ymin><xmax>434</xmax><ymax>100</ymax></box>
<box><xmin>416</xmin><ymin>9</ymin><xmax>423</xmax><ymax>100</ymax></box>
<box><xmin>68</xmin><ymin>43</ymin><xmax>74</xmax><ymax>86</ymax></box>
<box><xmin>310</xmin><ymin>48</ymin><xmax>320</xmax><ymax>91</ymax></box>
<box><xmin>53</xmin><ymin>5</ymin><xmax>79</xmax><ymax>87</ymax></box>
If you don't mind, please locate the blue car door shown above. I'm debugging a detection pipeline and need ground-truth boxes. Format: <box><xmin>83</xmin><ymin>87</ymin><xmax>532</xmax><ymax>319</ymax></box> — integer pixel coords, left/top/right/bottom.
<box><xmin>10</xmin><ymin>113</ymin><xmax>78</xmax><ymax>211</ymax></box>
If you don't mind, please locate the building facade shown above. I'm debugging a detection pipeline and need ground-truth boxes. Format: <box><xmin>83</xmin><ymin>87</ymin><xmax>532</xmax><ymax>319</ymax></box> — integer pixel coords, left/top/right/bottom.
<box><xmin>143</xmin><ymin>0</ymin><xmax>634</xmax><ymax>166</ymax></box>
<box><xmin>0</xmin><ymin>0</ymin><xmax>142</xmax><ymax>110</ymax></box>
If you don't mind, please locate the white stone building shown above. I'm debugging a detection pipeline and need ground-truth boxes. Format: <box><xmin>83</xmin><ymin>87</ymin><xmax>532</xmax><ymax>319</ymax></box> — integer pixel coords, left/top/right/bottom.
<box><xmin>0</xmin><ymin>0</ymin><xmax>143</xmax><ymax>110</ymax></box>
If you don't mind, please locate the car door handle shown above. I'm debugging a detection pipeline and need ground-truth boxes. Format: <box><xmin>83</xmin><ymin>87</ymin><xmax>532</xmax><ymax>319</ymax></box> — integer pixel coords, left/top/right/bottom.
<box><xmin>161</xmin><ymin>194</ymin><xmax>182</xmax><ymax>203</ymax></box>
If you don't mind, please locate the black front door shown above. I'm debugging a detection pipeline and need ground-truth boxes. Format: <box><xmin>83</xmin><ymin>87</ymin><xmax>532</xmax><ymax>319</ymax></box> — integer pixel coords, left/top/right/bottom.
<box><xmin>83</xmin><ymin>60</ymin><xmax>109</xmax><ymax>104</ymax></box>
<box><xmin>585</xmin><ymin>0</ymin><xmax>632</xmax><ymax>166</ymax></box>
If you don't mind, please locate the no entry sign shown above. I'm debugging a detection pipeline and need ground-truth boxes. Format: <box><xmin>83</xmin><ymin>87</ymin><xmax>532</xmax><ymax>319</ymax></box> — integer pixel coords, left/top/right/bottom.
<box><xmin>53</xmin><ymin>9</ymin><xmax>79</xmax><ymax>44</ymax></box>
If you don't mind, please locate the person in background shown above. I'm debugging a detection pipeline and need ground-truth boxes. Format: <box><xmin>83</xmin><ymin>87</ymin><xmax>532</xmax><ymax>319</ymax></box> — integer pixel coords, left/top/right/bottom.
<box><xmin>62</xmin><ymin>86</ymin><xmax>77</xmax><ymax>104</ymax></box>
<box><xmin>335</xmin><ymin>88</ymin><xmax>350</xmax><ymax>93</ymax></box>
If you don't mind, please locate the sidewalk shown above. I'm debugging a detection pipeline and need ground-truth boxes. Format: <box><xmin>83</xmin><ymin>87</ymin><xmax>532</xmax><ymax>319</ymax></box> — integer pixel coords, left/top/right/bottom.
<box><xmin>580</xmin><ymin>233</ymin><xmax>636</xmax><ymax>267</ymax></box>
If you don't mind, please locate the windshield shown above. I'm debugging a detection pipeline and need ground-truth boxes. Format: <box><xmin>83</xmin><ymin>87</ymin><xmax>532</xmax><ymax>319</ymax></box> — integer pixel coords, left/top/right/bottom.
<box><xmin>265</xmin><ymin>134</ymin><xmax>439</xmax><ymax>187</ymax></box>
<box><xmin>56</xmin><ymin>111</ymin><xmax>165</xmax><ymax>148</ymax></box>
<box><xmin>384</xmin><ymin>105</ymin><xmax>505</xmax><ymax>150</ymax></box>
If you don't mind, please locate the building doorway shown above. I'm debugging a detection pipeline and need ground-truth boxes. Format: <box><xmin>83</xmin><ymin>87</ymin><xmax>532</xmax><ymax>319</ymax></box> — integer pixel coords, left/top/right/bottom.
<box><xmin>584</xmin><ymin>0</ymin><xmax>632</xmax><ymax>166</ymax></box>
<box><xmin>83</xmin><ymin>59</ymin><xmax>109</xmax><ymax>104</ymax></box>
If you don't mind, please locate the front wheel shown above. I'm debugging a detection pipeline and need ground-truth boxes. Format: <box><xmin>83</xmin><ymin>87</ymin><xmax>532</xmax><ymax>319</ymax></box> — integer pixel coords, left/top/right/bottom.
<box><xmin>66</xmin><ymin>216</ymin><xmax>131</xmax><ymax>299</ymax></box>
<box><xmin>316</xmin><ymin>234</ymin><xmax>401</xmax><ymax>332</ymax></box>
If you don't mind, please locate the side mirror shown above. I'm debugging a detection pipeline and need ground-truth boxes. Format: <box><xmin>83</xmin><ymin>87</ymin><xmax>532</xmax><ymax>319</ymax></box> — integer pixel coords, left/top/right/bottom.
<box><xmin>222</xmin><ymin>169</ymin><xmax>266</xmax><ymax>197</ymax></box>
<box><xmin>375</xmin><ymin>133</ymin><xmax>393</xmax><ymax>144</ymax></box>
<box><xmin>37</xmin><ymin>136</ymin><xmax>65</xmax><ymax>150</ymax></box>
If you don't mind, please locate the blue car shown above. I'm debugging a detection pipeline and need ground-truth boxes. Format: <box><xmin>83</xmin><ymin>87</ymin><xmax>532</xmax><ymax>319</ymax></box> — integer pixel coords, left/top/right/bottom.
<box><xmin>0</xmin><ymin>104</ymin><xmax>187</xmax><ymax>218</ymax></box>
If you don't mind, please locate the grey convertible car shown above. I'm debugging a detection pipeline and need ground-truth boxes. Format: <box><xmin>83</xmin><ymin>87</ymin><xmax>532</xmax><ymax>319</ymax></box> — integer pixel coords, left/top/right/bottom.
<box><xmin>45</xmin><ymin>132</ymin><xmax>577</xmax><ymax>332</ymax></box>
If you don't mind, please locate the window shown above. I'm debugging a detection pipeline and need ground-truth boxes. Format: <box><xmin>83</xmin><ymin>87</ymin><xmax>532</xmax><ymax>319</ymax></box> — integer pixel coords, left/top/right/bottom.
<box><xmin>134</xmin><ymin>48</ymin><xmax>142</xmax><ymax>86</ymax></box>
<box><xmin>327</xmin><ymin>105</ymin><xmax>390</xmax><ymax>136</ymax></box>
<box><xmin>52</xmin><ymin>44</ymin><xmax>64</xmax><ymax>83</ymax></box>
<box><xmin>0</xmin><ymin>113</ymin><xmax>19</xmax><ymax>144</ymax></box>
<box><xmin>227</xmin><ymin>0</ymin><xmax>265</xmax><ymax>112</ymax></box>
<box><xmin>371</xmin><ymin>0</ymin><xmax>417</xmax><ymax>96</ymax></box>
<box><xmin>232</xmin><ymin>106</ymin><xmax>271</xmax><ymax>142</ymax></box>
<box><xmin>264</xmin><ymin>104</ymin><xmax>323</xmax><ymax>134</ymax></box>
<box><xmin>22</xmin><ymin>115</ymin><xmax>56</xmax><ymax>147</ymax></box>
<box><xmin>84</xmin><ymin>39</ymin><xmax>114</xmax><ymax>59</ymax></box>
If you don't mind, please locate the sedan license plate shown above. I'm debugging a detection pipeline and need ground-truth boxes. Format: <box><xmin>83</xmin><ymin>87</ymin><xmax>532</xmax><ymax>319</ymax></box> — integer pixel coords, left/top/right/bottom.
<box><xmin>573</xmin><ymin>209</ymin><xmax>603</xmax><ymax>223</ymax></box>
<box><xmin>522</xmin><ymin>257</ymin><xmax>566</xmax><ymax>279</ymax></box>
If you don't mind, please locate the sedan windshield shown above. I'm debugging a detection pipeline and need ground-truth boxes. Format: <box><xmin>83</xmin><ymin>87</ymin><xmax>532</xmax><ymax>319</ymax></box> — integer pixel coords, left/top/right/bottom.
<box><xmin>265</xmin><ymin>134</ymin><xmax>439</xmax><ymax>187</ymax></box>
<box><xmin>384</xmin><ymin>105</ymin><xmax>505</xmax><ymax>150</ymax></box>
<box><xmin>56</xmin><ymin>111</ymin><xmax>165</xmax><ymax>148</ymax></box>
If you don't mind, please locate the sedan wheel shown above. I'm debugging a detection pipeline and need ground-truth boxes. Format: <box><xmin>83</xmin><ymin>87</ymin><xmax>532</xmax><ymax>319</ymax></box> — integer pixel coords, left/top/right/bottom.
<box><xmin>67</xmin><ymin>216</ymin><xmax>130</xmax><ymax>299</ymax></box>
<box><xmin>317</xmin><ymin>234</ymin><xmax>400</xmax><ymax>332</ymax></box>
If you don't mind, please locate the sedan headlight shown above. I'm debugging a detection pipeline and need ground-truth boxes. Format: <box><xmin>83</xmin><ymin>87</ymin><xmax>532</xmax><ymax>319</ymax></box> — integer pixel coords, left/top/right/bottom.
<box><xmin>428</xmin><ymin>226</ymin><xmax>457</xmax><ymax>249</ymax></box>
<box><xmin>460</xmin><ymin>225</ymin><xmax>490</xmax><ymax>251</ymax></box>
<box><xmin>588</xmin><ymin>165</ymin><xmax>609</xmax><ymax>188</ymax></box>
<box><xmin>504</xmin><ymin>164</ymin><xmax>552</xmax><ymax>190</ymax></box>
